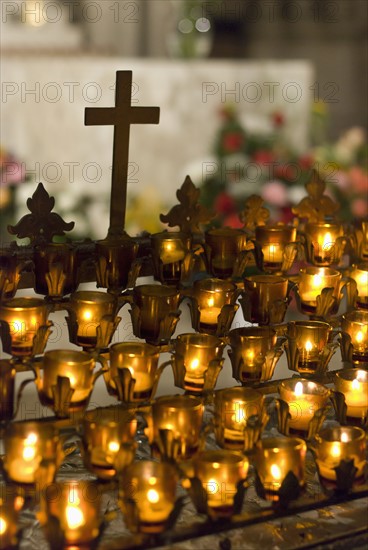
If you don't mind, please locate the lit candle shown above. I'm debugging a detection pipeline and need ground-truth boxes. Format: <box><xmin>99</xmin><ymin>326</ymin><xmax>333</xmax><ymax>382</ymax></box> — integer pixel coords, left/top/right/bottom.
<box><xmin>305</xmin><ymin>222</ymin><xmax>344</xmax><ymax>265</ymax></box>
<box><xmin>3</xmin><ymin>422</ymin><xmax>60</xmax><ymax>484</ymax></box>
<box><xmin>341</xmin><ymin>311</ymin><xmax>368</xmax><ymax>360</ymax></box>
<box><xmin>279</xmin><ymin>378</ymin><xmax>330</xmax><ymax>432</ymax></box>
<box><xmin>191</xmin><ymin>278</ymin><xmax>237</xmax><ymax>328</ymax></box>
<box><xmin>314</xmin><ymin>426</ymin><xmax>366</xmax><ymax>481</ymax></box>
<box><xmin>349</xmin><ymin>264</ymin><xmax>368</xmax><ymax>307</ymax></box>
<box><xmin>41</xmin><ymin>350</ymin><xmax>95</xmax><ymax>403</ymax></box>
<box><xmin>298</xmin><ymin>266</ymin><xmax>342</xmax><ymax>312</ymax></box>
<box><xmin>200</xmin><ymin>296</ymin><xmax>222</xmax><ymax>325</ymax></box>
<box><xmin>119</xmin><ymin>462</ymin><xmax>178</xmax><ymax>533</ymax></box>
<box><xmin>335</xmin><ymin>369</ymin><xmax>368</xmax><ymax>420</ymax></box>
<box><xmin>70</xmin><ymin>291</ymin><xmax>117</xmax><ymax>348</ymax></box>
<box><xmin>0</xmin><ymin>297</ymin><xmax>49</xmax><ymax>357</ymax></box>
<box><xmin>287</xmin><ymin>320</ymin><xmax>331</xmax><ymax>374</ymax></box>
<box><xmin>228</xmin><ymin>326</ymin><xmax>278</xmax><ymax>381</ymax></box>
<box><xmin>255</xmin><ymin>225</ymin><xmax>297</xmax><ymax>272</ymax></box>
<box><xmin>255</xmin><ymin>437</ymin><xmax>307</xmax><ymax>499</ymax></box>
<box><xmin>151</xmin><ymin>231</ymin><xmax>192</xmax><ymax>283</ymax></box>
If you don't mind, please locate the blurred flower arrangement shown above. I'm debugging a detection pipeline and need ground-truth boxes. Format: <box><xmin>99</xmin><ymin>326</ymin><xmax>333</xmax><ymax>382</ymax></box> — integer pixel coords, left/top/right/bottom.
<box><xmin>199</xmin><ymin>102</ymin><xmax>368</xmax><ymax>226</ymax></box>
<box><xmin>0</xmin><ymin>147</ymin><xmax>28</xmax><ymax>243</ymax></box>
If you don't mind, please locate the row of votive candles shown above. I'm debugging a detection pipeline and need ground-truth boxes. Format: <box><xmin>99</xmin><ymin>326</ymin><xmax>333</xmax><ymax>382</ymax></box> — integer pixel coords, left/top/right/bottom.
<box><xmin>1</xmin><ymin>222</ymin><xmax>367</xmax><ymax>299</ymax></box>
<box><xmin>0</xmin><ymin>397</ymin><xmax>366</xmax><ymax>544</ymax></box>
<box><xmin>0</xmin><ymin>268</ymin><xmax>367</xmax><ymax>354</ymax></box>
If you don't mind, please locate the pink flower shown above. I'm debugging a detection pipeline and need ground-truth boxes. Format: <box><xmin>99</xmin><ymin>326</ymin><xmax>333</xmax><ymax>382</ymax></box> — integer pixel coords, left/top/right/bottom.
<box><xmin>262</xmin><ymin>180</ymin><xmax>288</xmax><ymax>207</ymax></box>
<box><xmin>351</xmin><ymin>198</ymin><xmax>368</xmax><ymax>217</ymax></box>
<box><xmin>348</xmin><ymin>167</ymin><xmax>368</xmax><ymax>193</ymax></box>
<box><xmin>1</xmin><ymin>159</ymin><xmax>25</xmax><ymax>187</ymax></box>
<box><xmin>333</xmin><ymin>170</ymin><xmax>350</xmax><ymax>190</ymax></box>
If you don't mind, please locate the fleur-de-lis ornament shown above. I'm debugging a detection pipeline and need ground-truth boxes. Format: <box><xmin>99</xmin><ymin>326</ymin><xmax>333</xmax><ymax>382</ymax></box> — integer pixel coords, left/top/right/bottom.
<box><xmin>239</xmin><ymin>195</ymin><xmax>270</xmax><ymax>231</ymax></box>
<box><xmin>292</xmin><ymin>169</ymin><xmax>339</xmax><ymax>222</ymax></box>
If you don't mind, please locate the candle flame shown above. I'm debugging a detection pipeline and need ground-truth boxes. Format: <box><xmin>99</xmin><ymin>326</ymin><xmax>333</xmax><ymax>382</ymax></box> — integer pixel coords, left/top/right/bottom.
<box><xmin>166</xmin><ymin>242</ymin><xmax>173</xmax><ymax>251</ymax></box>
<box><xmin>305</xmin><ymin>340</ymin><xmax>313</xmax><ymax>352</ymax></box>
<box><xmin>341</xmin><ymin>432</ymin><xmax>349</xmax><ymax>443</ymax></box>
<box><xmin>356</xmin><ymin>331</ymin><xmax>364</xmax><ymax>343</ymax></box>
<box><xmin>66</xmin><ymin>505</ymin><xmax>85</xmax><ymax>529</ymax></box>
<box><xmin>322</xmin><ymin>232</ymin><xmax>333</xmax><ymax>251</ymax></box>
<box><xmin>83</xmin><ymin>310</ymin><xmax>92</xmax><ymax>321</ymax></box>
<box><xmin>25</xmin><ymin>433</ymin><xmax>37</xmax><ymax>445</ymax></box>
<box><xmin>189</xmin><ymin>358</ymin><xmax>199</xmax><ymax>371</ymax></box>
<box><xmin>331</xmin><ymin>443</ymin><xmax>341</xmax><ymax>458</ymax></box>
<box><xmin>148</xmin><ymin>476</ymin><xmax>157</xmax><ymax>485</ymax></box>
<box><xmin>270</xmin><ymin>464</ymin><xmax>282</xmax><ymax>480</ymax></box>
<box><xmin>212</xmin><ymin>462</ymin><xmax>220</xmax><ymax>469</ymax></box>
<box><xmin>0</xmin><ymin>517</ymin><xmax>7</xmax><ymax>535</ymax></box>
<box><xmin>246</xmin><ymin>350</ymin><xmax>255</xmax><ymax>360</ymax></box>
<box><xmin>294</xmin><ymin>381</ymin><xmax>304</xmax><ymax>397</ymax></box>
<box><xmin>108</xmin><ymin>441</ymin><xmax>120</xmax><ymax>453</ymax></box>
<box><xmin>147</xmin><ymin>489</ymin><xmax>159</xmax><ymax>503</ymax></box>
<box><xmin>207</xmin><ymin>297</ymin><xmax>215</xmax><ymax>308</ymax></box>
<box><xmin>312</xmin><ymin>274</ymin><xmax>323</xmax><ymax>288</ymax></box>
<box><xmin>352</xmin><ymin>379</ymin><xmax>361</xmax><ymax>391</ymax></box>
<box><xmin>23</xmin><ymin>432</ymin><xmax>38</xmax><ymax>462</ymax></box>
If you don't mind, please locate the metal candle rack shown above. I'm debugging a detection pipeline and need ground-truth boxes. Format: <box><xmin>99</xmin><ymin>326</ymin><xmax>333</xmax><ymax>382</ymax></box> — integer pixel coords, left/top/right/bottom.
<box><xmin>0</xmin><ymin>71</ymin><xmax>367</xmax><ymax>550</ymax></box>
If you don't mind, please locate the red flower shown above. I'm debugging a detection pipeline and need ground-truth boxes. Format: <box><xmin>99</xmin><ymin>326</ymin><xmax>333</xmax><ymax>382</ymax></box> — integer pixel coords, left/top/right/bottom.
<box><xmin>222</xmin><ymin>132</ymin><xmax>244</xmax><ymax>153</ymax></box>
<box><xmin>272</xmin><ymin>111</ymin><xmax>285</xmax><ymax>128</ymax></box>
<box><xmin>223</xmin><ymin>213</ymin><xmax>243</xmax><ymax>229</ymax></box>
<box><xmin>298</xmin><ymin>154</ymin><xmax>314</xmax><ymax>170</ymax></box>
<box><xmin>252</xmin><ymin>150</ymin><xmax>275</xmax><ymax>165</ymax></box>
<box><xmin>214</xmin><ymin>192</ymin><xmax>235</xmax><ymax>215</ymax></box>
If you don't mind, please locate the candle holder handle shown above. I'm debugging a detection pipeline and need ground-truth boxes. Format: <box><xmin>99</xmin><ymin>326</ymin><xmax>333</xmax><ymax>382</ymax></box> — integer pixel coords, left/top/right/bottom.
<box><xmin>338</xmin><ymin>331</ymin><xmax>354</xmax><ymax>365</ymax></box>
<box><xmin>151</xmin><ymin>360</ymin><xmax>172</xmax><ymax>397</ymax></box>
<box><xmin>340</xmin><ymin>276</ymin><xmax>358</xmax><ymax>312</ymax></box>
<box><xmin>330</xmin><ymin>390</ymin><xmax>348</xmax><ymax>425</ymax></box>
<box><xmin>51</xmin><ymin>375</ymin><xmax>75</xmax><ymax>418</ymax></box>
<box><xmin>281</xmin><ymin>241</ymin><xmax>300</xmax><ymax>273</ymax></box>
<box><xmin>12</xmin><ymin>374</ymin><xmax>37</xmax><ymax>421</ymax></box>
<box><xmin>232</xmin><ymin>249</ymin><xmax>254</xmax><ymax>279</ymax></box>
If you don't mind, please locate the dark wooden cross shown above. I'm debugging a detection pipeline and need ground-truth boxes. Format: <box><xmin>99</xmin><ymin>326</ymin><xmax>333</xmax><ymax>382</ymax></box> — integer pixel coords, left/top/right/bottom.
<box><xmin>85</xmin><ymin>71</ymin><xmax>160</xmax><ymax>237</ymax></box>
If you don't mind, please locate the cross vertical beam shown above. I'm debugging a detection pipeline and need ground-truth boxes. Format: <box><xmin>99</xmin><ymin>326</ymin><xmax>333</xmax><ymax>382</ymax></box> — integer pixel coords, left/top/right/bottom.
<box><xmin>85</xmin><ymin>71</ymin><xmax>160</xmax><ymax>237</ymax></box>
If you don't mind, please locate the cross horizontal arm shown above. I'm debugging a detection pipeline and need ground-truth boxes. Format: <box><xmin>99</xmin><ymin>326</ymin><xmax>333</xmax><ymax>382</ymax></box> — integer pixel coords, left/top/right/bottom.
<box><xmin>129</xmin><ymin>107</ymin><xmax>160</xmax><ymax>125</ymax></box>
<box><xmin>85</xmin><ymin>107</ymin><xmax>117</xmax><ymax>126</ymax></box>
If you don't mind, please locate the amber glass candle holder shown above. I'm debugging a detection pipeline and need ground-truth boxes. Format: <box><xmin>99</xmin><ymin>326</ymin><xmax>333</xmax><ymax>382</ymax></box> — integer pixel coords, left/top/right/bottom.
<box><xmin>130</xmin><ymin>284</ymin><xmax>181</xmax><ymax>343</ymax></box>
<box><xmin>284</xmin><ymin>320</ymin><xmax>335</xmax><ymax>376</ymax></box>
<box><xmin>278</xmin><ymin>378</ymin><xmax>330</xmax><ymax>436</ymax></box>
<box><xmin>313</xmin><ymin>426</ymin><xmax>366</xmax><ymax>484</ymax></box>
<box><xmin>341</xmin><ymin>310</ymin><xmax>368</xmax><ymax>363</ymax></box>
<box><xmin>0</xmin><ymin>297</ymin><xmax>52</xmax><ymax>359</ymax></box>
<box><xmin>35</xmin><ymin>350</ymin><xmax>97</xmax><ymax>417</ymax></box>
<box><xmin>44</xmin><ymin>480</ymin><xmax>102</xmax><ymax>547</ymax></box>
<box><xmin>334</xmin><ymin>369</ymin><xmax>368</xmax><ymax>424</ymax></box>
<box><xmin>187</xmin><ymin>278</ymin><xmax>238</xmax><ymax>335</ymax></box>
<box><xmin>297</xmin><ymin>266</ymin><xmax>342</xmax><ymax>317</ymax></box>
<box><xmin>184</xmin><ymin>450</ymin><xmax>249</xmax><ymax>519</ymax></box>
<box><xmin>106</xmin><ymin>342</ymin><xmax>168</xmax><ymax>403</ymax></box>
<box><xmin>254</xmin><ymin>437</ymin><xmax>307</xmax><ymax>501</ymax></box>
<box><xmin>81</xmin><ymin>406</ymin><xmax>137</xmax><ymax>479</ymax></box>
<box><xmin>255</xmin><ymin>224</ymin><xmax>297</xmax><ymax>273</ymax></box>
<box><xmin>66</xmin><ymin>290</ymin><xmax>120</xmax><ymax>349</ymax></box>
<box><xmin>349</xmin><ymin>264</ymin><xmax>368</xmax><ymax>309</ymax></box>
<box><xmin>171</xmin><ymin>333</ymin><xmax>224</xmax><ymax>393</ymax></box>
<box><xmin>119</xmin><ymin>461</ymin><xmax>179</xmax><ymax>534</ymax></box>
<box><xmin>95</xmin><ymin>236</ymin><xmax>139</xmax><ymax>292</ymax></box>
<box><xmin>228</xmin><ymin>327</ymin><xmax>282</xmax><ymax>383</ymax></box>
<box><xmin>3</xmin><ymin>421</ymin><xmax>63</xmax><ymax>485</ymax></box>
<box><xmin>151</xmin><ymin>231</ymin><xmax>192</xmax><ymax>284</ymax></box>
<box><xmin>304</xmin><ymin>222</ymin><xmax>345</xmax><ymax>266</ymax></box>
<box><xmin>33</xmin><ymin>243</ymin><xmax>78</xmax><ymax>298</ymax></box>
<box><xmin>0</xmin><ymin>485</ymin><xmax>24</xmax><ymax>549</ymax></box>
<box><xmin>242</xmin><ymin>275</ymin><xmax>289</xmax><ymax>325</ymax></box>
<box><xmin>351</xmin><ymin>219</ymin><xmax>368</xmax><ymax>261</ymax></box>
<box><xmin>0</xmin><ymin>252</ymin><xmax>23</xmax><ymax>300</ymax></box>
<box><xmin>204</xmin><ymin>228</ymin><xmax>250</xmax><ymax>278</ymax></box>
<box><xmin>0</xmin><ymin>360</ymin><xmax>17</xmax><ymax>422</ymax></box>
<box><xmin>214</xmin><ymin>387</ymin><xmax>265</xmax><ymax>450</ymax></box>
<box><xmin>146</xmin><ymin>395</ymin><xmax>204</xmax><ymax>461</ymax></box>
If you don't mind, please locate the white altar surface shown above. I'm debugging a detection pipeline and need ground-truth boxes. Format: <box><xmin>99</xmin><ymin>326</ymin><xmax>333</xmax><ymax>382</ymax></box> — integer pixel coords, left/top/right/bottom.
<box><xmin>2</xmin><ymin>57</ymin><xmax>313</xmax><ymax>238</ymax></box>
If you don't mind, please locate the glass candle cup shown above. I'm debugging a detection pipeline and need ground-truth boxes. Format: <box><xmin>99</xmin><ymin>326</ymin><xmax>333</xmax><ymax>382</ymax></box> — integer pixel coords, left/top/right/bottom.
<box><xmin>243</xmin><ymin>275</ymin><xmax>289</xmax><ymax>324</ymax></box>
<box><xmin>228</xmin><ymin>326</ymin><xmax>278</xmax><ymax>382</ymax></box>
<box><xmin>119</xmin><ymin>461</ymin><xmax>178</xmax><ymax>534</ymax></box>
<box><xmin>341</xmin><ymin>310</ymin><xmax>368</xmax><ymax>362</ymax></box>
<box><xmin>286</xmin><ymin>321</ymin><xmax>332</xmax><ymax>375</ymax></box>
<box><xmin>214</xmin><ymin>387</ymin><xmax>265</xmax><ymax>449</ymax></box>
<box><xmin>41</xmin><ymin>350</ymin><xmax>96</xmax><ymax>404</ymax></box>
<box><xmin>349</xmin><ymin>264</ymin><xmax>368</xmax><ymax>308</ymax></box>
<box><xmin>82</xmin><ymin>407</ymin><xmax>137</xmax><ymax>475</ymax></box>
<box><xmin>69</xmin><ymin>290</ymin><xmax>118</xmax><ymax>348</ymax></box>
<box><xmin>314</xmin><ymin>426</ymin><xmax>366</xmax><ymax>482</ymax></box>
<box><xmin>45</xmin><ymin>480</ymin><xmax>102</xmax><ymax>546</ymax></box>
<box><xmin>108</xmin><ymin>342</ymin><xmax>161</xmax><ymax>401</ymax></box>
<box><xmin>189</xmin><ymin>450</ymin><xmax>249</xmax><ymax>517</ymax></box>
<box><xmin>335</xmin><ymin>369</ymin><xmax>368</xmax><ymax>422</ymax></box>
<box><xmin>151</xmin><ymin>231</ymin><xmax>192</xmax><ymax>284</ymax></box>
<box><xmin>96</xmin><ymin>237</ymin><xmax>138</xmax><ymax>291</ymax></box>
<box><xmin>0</xmin><ymin>360</ymin><xmax>16</xmax><ymax>422</ymax></box>
<box><xmin>172</xmin><ymin>333</ymin><xmax>224</xmax><ymax>392</ymax></box>
<box><xmin>298</xmin><ymin>266</ymin><xmax>342</xmax><ymax>315</ymax></box>
<box><xmin>3</xmin><ymin>421</ymin><xmax>61</xmax><ymax>484</ymax></box>
<box><xmin>304</xmin><ymin>222</ymin><xmax>344</xmax><ymax>266</ymax></box>
<box><xmin>132</xmin><ymin>284</ymin><xmax>181</xmax><ymax>341</ymax></box>
<box><xmin>204</xmin><ymin>228</ymin><xmax>248</xmax><ymax>278</ymax></box>
<box><xmin>148</xmin><ymin>395</ymin><xmax>204</xmax><ymax>460</ymax></box>
<box><xmin>0</xmin><ymin>485</ymin><xmax>24</xmax><ymax>549</ymax></box>
<box><xmin>255</xmin><ymin>224</ymin><xmax>297</xmax><ymax>272</ymax></box>
<box><xmin>191</xmin><ymin>278</ymin><xmax>238</xmax><ymax>328</ymax></box>
<box><xmin>255</xmin><ymin>437</ymin><xmax>307</xmax><ymax>499</ymax></box>
<box><xmin>0</xmin><ymin>297</ymin><xmax>50</xmax><ymax>357</ymax></box>
<box><xmin>33</xmin><ymin>243</ymin><xmax>78</xmax><ymax>297</ymax></box>
<box><xmin>279</xmin><ymin>378</ymin><xmax>330</xmax><ymax>433</ymax></box>
<box><xmin>0</xmin><ymin>252</ymin><xmax>21</xmax><ymax>299</ymax></box>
